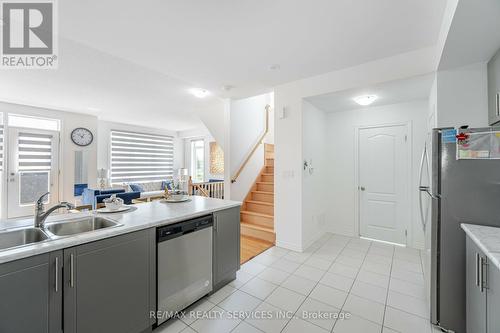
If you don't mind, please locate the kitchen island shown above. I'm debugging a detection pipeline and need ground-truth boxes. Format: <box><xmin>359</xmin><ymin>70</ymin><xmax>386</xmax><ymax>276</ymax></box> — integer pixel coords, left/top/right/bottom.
<box><xmin>0</xmin><ymin>196</ymin><xmax>241</xmax><ymax>333</ymax></box>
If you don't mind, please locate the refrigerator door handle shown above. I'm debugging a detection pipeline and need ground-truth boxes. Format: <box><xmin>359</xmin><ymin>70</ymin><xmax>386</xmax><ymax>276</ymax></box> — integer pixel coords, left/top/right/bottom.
<box><xmin>418</xmin><ymin>143</ymin><xmax>431</xmax><ymax>231</ymax></box>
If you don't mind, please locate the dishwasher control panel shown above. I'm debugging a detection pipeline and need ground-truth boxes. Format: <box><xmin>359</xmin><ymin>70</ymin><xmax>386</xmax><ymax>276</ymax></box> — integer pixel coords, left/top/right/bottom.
<box><xmin>157</xmin><ymin>215</ymin><xmax>213</xmax><ymax>242</ymax></box>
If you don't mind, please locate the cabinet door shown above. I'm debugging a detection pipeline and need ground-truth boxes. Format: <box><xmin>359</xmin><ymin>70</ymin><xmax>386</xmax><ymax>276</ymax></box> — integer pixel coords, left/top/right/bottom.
<box><xmin>487</xmin><ymin>261</ymin><xmax>500</xmax><ymax>332</ymax></box>
<box><xmin>0</xmin><ymin>251</ymin><xmax>62</xmax><ymax>333</ymax></box>
<box><xmin>213</xmin><ymin>207</ymin><xmax>241</xmax><ymax>290</ymax></box>
<box><xmin>466</xmin><ymin>236</ymin><xmax>487</xmax><ymax>333</ymax></box>
<box><xmin>64</xmin><ymin>229</ymin><xmax>153</xmax><ymax>333</ymax></box>
<box><xmin>488</xmin><ymin>49</ymin><xmax>500</xmax><ymax>125</ymax></box>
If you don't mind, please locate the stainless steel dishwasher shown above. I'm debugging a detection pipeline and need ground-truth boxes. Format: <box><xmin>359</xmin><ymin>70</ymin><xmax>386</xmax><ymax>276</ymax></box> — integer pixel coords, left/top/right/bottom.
<box><xmin>156</xmin><ymin>215</ymin><xmax>213</xmax><ymax>325</ymax></box>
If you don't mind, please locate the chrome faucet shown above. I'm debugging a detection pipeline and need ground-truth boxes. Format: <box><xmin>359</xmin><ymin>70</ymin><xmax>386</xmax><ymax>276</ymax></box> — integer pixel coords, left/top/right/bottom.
<box><xmin>34</xmin><ymin>192</ymin><xmax>75</xmax><ymax>228</ymax></box>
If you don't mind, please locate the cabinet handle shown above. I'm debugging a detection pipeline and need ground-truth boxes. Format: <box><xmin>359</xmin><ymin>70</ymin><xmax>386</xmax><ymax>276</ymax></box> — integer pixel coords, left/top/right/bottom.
<box><xmin>496</xmin><ymin>93</ymin><xmax>500</xmax><ymax>117</ymax></box>
<box><xmin>480</xmin><ymin>257</ymin><xmax>488</xmax><ymax>293</ymax></box>
<box><xmin>476</xmin><ymin>253</ymin><xmax>480</xmax><ymax>287</ymax></box>
<box><xmin>213</xmin><ymin>216</ymin><xmax>218</xmax><ymax>232</ymax></box>
<box><xmin>70</xmin><ymin>254</ymin><xmax>74</xmax><ymax>288</ymax></box>
<box><xmin>54</xmin><ymin>257</ymin><xmax>59</xmax><ymax>293</ymax></box>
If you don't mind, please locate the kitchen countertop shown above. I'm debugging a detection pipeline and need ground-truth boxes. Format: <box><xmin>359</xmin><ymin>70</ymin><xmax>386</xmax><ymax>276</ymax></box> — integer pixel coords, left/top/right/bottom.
<box><xmin>461</xmin><ymin>223</ymin><xmax>500</xmax><ymax>271</ymax></box>
<box><xmin>0</xmin><ymin>196</ymin><xmax>241</xmax><ymax>264</ymax></box>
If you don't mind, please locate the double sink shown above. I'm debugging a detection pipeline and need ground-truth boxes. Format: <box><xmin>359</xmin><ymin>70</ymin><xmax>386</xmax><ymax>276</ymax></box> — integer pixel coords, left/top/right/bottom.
<box><xmin>0</xmin><ymin>216</ymin><xmax>122</xmax><ymax>251</ymax></box>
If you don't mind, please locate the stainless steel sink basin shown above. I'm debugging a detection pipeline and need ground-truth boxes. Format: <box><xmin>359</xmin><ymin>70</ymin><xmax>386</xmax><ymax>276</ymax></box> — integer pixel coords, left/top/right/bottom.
<box><xmin>45</xmin><ymin>216</ymin><xmax>121</xmax><ymax>236</ymax></box>
<box><xmin>0</xmin><ymin>228</ymin><xmax>50</xmax><ymax>250</ymax></box>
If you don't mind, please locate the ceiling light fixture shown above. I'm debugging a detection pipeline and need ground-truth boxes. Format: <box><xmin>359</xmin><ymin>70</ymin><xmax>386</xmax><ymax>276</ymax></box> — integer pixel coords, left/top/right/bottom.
<box><xmin>353</xmin><ymin>95</ymin><xmax>378</xmax><ymax>106</ymax></box>
<box><xmin>189</xmin><ymin>88</ymin><xmax>210</xmax><ymax>98</ymax></box>
<box><xmin>269</xmin><ymin>64</ymin><xmax>280</xmax><ymax>70</ymax></box>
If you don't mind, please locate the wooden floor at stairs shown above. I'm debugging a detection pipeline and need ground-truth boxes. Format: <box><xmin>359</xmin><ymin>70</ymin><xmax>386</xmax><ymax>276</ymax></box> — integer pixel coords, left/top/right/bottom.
<box><xmin>240</xmin><ymin>235</ymin><xmax>274</xmax><ymax>264</ymax></box>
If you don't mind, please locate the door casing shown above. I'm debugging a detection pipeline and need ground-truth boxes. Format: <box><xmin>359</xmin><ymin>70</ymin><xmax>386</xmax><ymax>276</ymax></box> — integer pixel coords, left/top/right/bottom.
<box><xmin>355</xmin><ymin>121</ymin><xmax>412</xmax><ymax>246</ymax></box>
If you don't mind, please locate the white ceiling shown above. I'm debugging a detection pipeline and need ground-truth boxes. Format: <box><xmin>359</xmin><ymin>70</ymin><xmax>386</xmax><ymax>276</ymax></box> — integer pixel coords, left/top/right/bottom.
<box><xmin>306</xmin><ymin>74</ymin><xmax>434</xmax><ymax>113</ymax></box>
<box><xmin>438</xmin><ymin>0</ymin><xmax>500</xmax><ymax>70</ymax></box>
<box><xmin>0</xmin><ymin>0</ymin><xmax>447</xmax><ymax>131</ymax></box>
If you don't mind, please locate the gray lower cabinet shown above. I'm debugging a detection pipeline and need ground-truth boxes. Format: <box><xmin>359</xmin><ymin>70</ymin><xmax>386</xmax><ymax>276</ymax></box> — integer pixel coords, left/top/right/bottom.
<box><xmin>63</xmin><ymin>229</ymin><xmax>154</xmax><ymax>333</ymax></box>
<box><xmin>0</xmin><ymin>251</ymin><xmax>63</xmax><ymax>333</ymax></box>
<box><xmin>213</xmin><ymin>207</ymin><xmax>241</xmax><ymax>291</ymax></box>
<box><xmin>487</xmin><ymin>253</ymin><xmax>500</xmax><ymax>332</ymax></box>
<box><xmin>466</xmin><ymin>235</ymin><xmax>500</xmax><ymax>333</ymax></box>
<box><xmin>466</xmin><ymin>236</ymin><xmax>487</xmax><ymax>333</ymax></box>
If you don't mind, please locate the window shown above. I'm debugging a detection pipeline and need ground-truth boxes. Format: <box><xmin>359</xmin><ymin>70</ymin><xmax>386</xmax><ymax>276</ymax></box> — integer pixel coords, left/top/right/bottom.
<box><xmin>190</xmin><ymin>139</ymin><xmax>205</xmax><ymax>183</ymax></box>
<box><xmin>8</xmin><ymin>114</ymin><xmax>60</xmax><ymax>131</ymax></box>
<box><xmin>110</xmin><ymin>130</ymin><xmax>174</xmax><ymax>184</ymax></box>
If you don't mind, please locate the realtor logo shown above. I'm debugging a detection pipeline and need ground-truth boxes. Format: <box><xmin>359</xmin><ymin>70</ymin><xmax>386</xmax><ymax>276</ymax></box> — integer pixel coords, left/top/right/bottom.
<box><xmin>1</xmin><ymin>0</ymin><xmax>58</xmax><ymax>68</ymax></box>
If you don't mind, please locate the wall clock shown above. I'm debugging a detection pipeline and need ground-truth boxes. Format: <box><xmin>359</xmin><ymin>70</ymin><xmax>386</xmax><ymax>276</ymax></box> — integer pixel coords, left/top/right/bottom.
<box><xmin>71</xmin><ymin>127</ymin><xmax>94</xmax><ymax>146</ymax></box>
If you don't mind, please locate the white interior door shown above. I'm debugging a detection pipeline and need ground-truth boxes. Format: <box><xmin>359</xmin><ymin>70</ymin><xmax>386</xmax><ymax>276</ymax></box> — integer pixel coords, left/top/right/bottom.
<box><xmin>359</xmin><ymin>124</ymin><xmax>408</xmax><ymax>245</ymax></box>
<box><xmin>7</xmin><ymin>128</ymin><xmax>59</xmax><ymax>218</ymax></box>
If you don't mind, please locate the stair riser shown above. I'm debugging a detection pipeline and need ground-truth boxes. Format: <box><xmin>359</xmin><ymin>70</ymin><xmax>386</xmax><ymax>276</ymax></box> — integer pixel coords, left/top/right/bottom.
<box><xmin>246</xmin><ymin>202</ymin><xmax>274</xmax><ymax>216</ymax></box>
<box><xmin>252</xmin><ymin>192</ymin><xmax>274</xmax><ymax>203</ymax></box>
<box><xmin>265</xmin><ymin>167</ymin><xmax>274</xmax><ymax>174</ymax></box>
<box><xmin>265</xmin><ymin>159</ymin><xmax>274</xmax><ymax>167</ymax></box>
<box><xmin>241</xmin><ymin>213</ymin><xmax>274</xmax><ymax>228</ymax></box>
<box><xmin>241</xmin><ymin>225</ymin><xmax>276</xmax><ymax>243</ymax></box>
<box><xmin>261</xmin><ymin>175</ymin><xmax>274</xmax><ymax>182</ymax></box>
<box><xmin>257</xmin><ymin>183</ymin><xmax>274</xmax><ymax>192</ymax></box>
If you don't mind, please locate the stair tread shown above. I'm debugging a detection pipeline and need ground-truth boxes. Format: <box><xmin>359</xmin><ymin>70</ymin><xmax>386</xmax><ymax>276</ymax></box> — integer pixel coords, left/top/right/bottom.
<box><xmin>241</xmin><ymin>222</ymin><xmax>275</xmax><ymax>233</ymax></box>
<box><xmin>262</xmin><ymin>173</ymin><xmax>274</xmax><ymax>176</ymax></box>
<box><xmin>246</xmin><ymin>200</ymin><xmax>274</xmax><ymax>206</ymax></box>
<box><xmin>257</xmin><ymin>181</ymin><xmax>274</xmax><ymax>185</ymax></box>
<box><xmin>252</xmin><ymin>190</ymin><xmax>273</xmax><ymax>194</ymax></box>
<box><xmin>241</xmin><ymin>210</ymin><xmax>273</xmax><ymax>218</ymax></box>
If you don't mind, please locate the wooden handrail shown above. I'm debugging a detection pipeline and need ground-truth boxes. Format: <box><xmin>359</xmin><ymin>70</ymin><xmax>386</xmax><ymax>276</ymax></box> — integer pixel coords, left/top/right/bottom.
<box><xmin>231</xmin><ymin>105</ymin><xmax>271</xmax><ymax>183</ymax></box>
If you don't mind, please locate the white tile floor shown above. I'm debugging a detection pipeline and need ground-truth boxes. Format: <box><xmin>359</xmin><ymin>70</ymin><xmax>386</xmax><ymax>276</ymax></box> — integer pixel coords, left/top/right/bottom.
<box><xmin>154</xmin><ymin>233</ymin><xmax>442</xmax><ymax>333</ymax></box>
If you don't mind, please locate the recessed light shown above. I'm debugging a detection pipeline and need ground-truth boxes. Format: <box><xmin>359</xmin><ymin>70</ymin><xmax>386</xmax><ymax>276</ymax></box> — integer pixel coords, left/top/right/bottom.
<box><xmin>189</xmin><ymin>88</ymin><xmax>210</xmax><ymax>98</ymax></box>
<box><xmin>353</xmin><ymin>95</ymin><xmax>378</xmax><ymax>106</ymax></box>
<box><xmin>269</xmin><ymin>64</ymin><xmax>280</xmax><ymax>70</ymax></box>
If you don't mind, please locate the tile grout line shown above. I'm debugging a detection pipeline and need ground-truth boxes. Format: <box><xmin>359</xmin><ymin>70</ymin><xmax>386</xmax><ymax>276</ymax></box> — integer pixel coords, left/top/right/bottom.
<box><xmin>332</xmin><ymin>239</ymin><xmax>378</xmax><ymax>333</ymax></box>
<box><xmin>277</xmin><ymin>233</ymin><xmax>349</xmax><ymax>333</ymax></box>
<box><xmin>380</xmin><ymin>244</ymin><xmax>396</xmax><ymax>333</ymax></box>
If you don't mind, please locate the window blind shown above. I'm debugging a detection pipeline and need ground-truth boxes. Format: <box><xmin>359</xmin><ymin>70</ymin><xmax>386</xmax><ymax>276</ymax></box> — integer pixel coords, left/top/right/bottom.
<box><xmin>18</xmin><ymin>132</ymin><xmax>53</xmax><ymax>171</ymax></box>
<box><xmin>110</xmin><ymin>130</ymin><xmax>174</xmax><ymax>184</ymax></box>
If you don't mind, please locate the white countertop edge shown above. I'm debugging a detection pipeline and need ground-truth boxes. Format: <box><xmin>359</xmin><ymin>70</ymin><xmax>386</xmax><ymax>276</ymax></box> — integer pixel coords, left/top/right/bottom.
<box><xmin>0</xmin><ymin>197</ymin><xmax>241</xmax><ymax>264</ymax></box>
<box><xmin>461</xmin><ymin>223</ymin><xmax>500</xmax><ymax>271</ymax></box>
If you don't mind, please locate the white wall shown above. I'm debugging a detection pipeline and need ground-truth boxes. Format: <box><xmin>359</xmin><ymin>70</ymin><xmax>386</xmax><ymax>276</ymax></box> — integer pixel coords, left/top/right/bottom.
<box><xmin>229</xmin><ymin>93</ymin><xmax>274</xmax><ymax>201</ymax></box>
<box><xmin>436</xmin><ymin>62</ymin><xmax>489</xmax><ymax>128</ymax></box>
<box><xmin>194</xmin><ymin>102</ymin><xmax>226</xmax><ymax>150</ymax></box>
<box><xmin>0</xmin><ymin>102</ymin><xmax>99</xmax><ymax>215</ymax></box>
<box><xmin>275</xmin><ymin>48</ymin><xmax>436</xmax><ymax>251</ymax></box>
<box><xmin>323</xmin><ymin>100</ymin><xmax>428</xmax><ymax>249</ymax></box>
<box><xmin>302</xmin><ymin>101</ymin><xmax>328</xmax><ymax>249</ymax></box>
<box><xmin>97</xmin><ymin>120</ymin><xmax>184</xmax><ymax>176</ymax></box>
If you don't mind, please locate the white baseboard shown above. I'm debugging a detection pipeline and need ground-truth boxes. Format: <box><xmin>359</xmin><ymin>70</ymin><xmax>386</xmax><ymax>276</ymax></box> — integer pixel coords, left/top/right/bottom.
<box><xmin>275</xmin><ymin>239</ymin><xmax>303</xmax><ymax>252</ymax></box>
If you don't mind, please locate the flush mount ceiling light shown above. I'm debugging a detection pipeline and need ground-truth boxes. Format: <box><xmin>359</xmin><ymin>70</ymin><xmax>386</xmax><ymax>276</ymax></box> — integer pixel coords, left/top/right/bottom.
<box><xmin>269</xmin><ymin>64</ymin><xmax>280</xmax><ymax>70</ymax></box>
<box><xmin>353</xmin><ymin>94</ymin><xmax>378</xmax><ymax>106</ymax></box>
<box><xmin>189</xmin><ymin>88</ymin><xmax>210</xmax><ymax>98</ymax></box>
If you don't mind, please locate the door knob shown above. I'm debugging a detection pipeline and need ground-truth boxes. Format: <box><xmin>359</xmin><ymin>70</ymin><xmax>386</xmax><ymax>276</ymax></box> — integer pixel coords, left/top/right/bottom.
<box><xmin>360</xmin><ymin>186</ymin><xmax>366</xmax><ymax>191</ymax></box>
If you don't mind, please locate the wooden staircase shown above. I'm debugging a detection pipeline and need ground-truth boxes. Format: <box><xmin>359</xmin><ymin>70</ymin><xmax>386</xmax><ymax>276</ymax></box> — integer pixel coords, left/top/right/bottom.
<box><xmin>240</xmin><ymin>144</ymin><xmax>275</xmax><ymax>243</ymax></box>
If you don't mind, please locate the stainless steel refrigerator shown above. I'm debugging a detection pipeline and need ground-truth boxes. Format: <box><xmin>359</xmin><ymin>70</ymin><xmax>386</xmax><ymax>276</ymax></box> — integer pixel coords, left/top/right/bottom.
<box><xmin>423</xmin><ymin>127</ymin><xmax>500</xmax><ymax>333</ymax></box>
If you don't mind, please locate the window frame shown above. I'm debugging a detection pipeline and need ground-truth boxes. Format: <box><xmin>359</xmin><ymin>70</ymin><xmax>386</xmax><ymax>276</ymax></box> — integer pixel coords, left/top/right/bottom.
<box><xmin>190</xmin><ymin>138</ymin><xmax>205</xmax><ymax>183</ymax></box>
